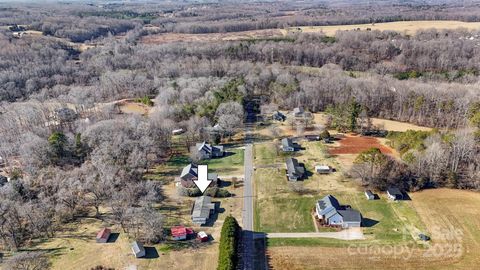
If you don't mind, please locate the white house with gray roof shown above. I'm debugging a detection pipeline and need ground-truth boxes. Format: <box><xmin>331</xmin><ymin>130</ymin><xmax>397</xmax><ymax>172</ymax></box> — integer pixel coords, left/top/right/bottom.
<box><xmin>365</xmin><ymin>190</ymin><xmax>375</xmax><ymax>200</ymax></box>
<box><xmin>315</xmin><ymin>165</ymin><xmax>332</xmax><ymax>174</ymax></box>
<box><xmin>131</xmin><ymin>241</ymin><xmax>145</xmax><ymax>258</ymax></box>
<box><xmin>192</xmin><ymin>196</ymin><xmax>216</xmax><ymax>225</ymax></box>
<box><xmin>281</xmin><ymin>138</ymin><xmax>296</xmax><ymax>152</ymax></box>
<box><xmin>292</xmin><ymin>107</ymin><xmax>305</xmax><ymax>117</ymax></box>
<box><xmin>286</xmin><ymin>157</ymin><xmax>305</xmax><ymax>181</ymax></box>
<box><xmin>387</xmin><ymin>187</ymin><xmax>404</xmax><ymax>201</ymax></box>
<box><xmin>195</xmin><ymin>141</ymin><xmax>224</xmax><ymax>160</ymax></box>
<box><xmin>315</xmin><ymin>195</ymin><xmax>362</xmax><ymax>228</ymax></box>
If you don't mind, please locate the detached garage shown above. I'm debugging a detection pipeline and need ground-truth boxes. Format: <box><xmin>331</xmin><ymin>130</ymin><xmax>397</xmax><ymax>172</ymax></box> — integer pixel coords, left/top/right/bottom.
<box><xmin>131</xmin><ymin>241</ymin><xmax>146</xmax><ymax>258</ymax></box>
<box><xmin>338</xmin><ymin>209</ymin><xmax>362</xmax><ymax>228</ymax></box>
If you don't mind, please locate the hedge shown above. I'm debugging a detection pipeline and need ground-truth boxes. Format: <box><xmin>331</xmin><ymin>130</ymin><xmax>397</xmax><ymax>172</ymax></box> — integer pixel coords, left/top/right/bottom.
<box><xmin>217</xmin><ymin>216</ymin><xmax>241</xmax><ymax>270</ymax></box>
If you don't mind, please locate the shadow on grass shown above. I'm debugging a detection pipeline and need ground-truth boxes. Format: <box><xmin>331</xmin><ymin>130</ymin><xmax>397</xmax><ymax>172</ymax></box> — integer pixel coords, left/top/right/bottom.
<box><xmin>300</xmin><ymin>163</ymin><xmax>313</xmax><ymax>180</ymax></box>
<box><xmin>250</xmin><ymin>134</ymin><xmax>275</xmax><ymax>143</ymax></box>
<box><xmin>202</xmin><ymin>203</ymin><xmax>224</xmax><ymax>227</ymax></box>
<box><xmin>19</xmin><ymin>247</ymin><xmax>67</xmax><ymax>258</ymax></box>
<box><xmin>401</xmin><ymin>192</ymin><xmax>412</xmax><ymax>201</ymax></box>
<box><xmin>211</xmin><ymin>167</ymin><xmax>242</xmax><ymax>174</ymax></box>
<box><xmin>362</xmin><ymin>218</ymin><xmax>379</xmax><ymax>227</ymax></box>
<box><xmin>55</xmin><ymin>234</ymin><xmax>92</xmax><ymax>241</ymax></box>
<box><xmin>222</xmin><ymin>151</ymin><xmax>236</xmax><ymax>158</ymax></box>
<box><xmin>166</xmin><ymin>155</ymin><xmax>191</xmax><ymax>167</ymax></box>
<box><xmin>107</xmin><ymin>233</ymin><xmax>120</xmax><ymax>243</ymax></box>
<box><xmin>218</xmin><ymin>179</ymin><xmax>232</xmax><ymax>188</ymax></box>
<box><xmin>158</xmin><ymin>239</ymin><xmax>214</xmax><ymax>254</ymax></box>
<box><xmin>158</xmin><ymin>204</ymin><xmax>181</xmax><ymax>212</ymax></box>
<box><xmin>143</xmin><ymin>247</ymin><xmax>160</xmax><ymax>259</ymax></box>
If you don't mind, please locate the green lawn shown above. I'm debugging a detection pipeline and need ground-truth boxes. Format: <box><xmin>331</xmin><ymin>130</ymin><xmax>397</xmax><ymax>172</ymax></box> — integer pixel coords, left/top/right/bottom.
<box><xmin>254</xmin><ymin>142</ymin><xmax>286</xmax><ymax>166</ymax></box>
<box><xmin>253</xmin><ymin>141</ymin><xmax>426</xmax><ymax>245</ymax></box>
<box><xmin>334</xmin><ymin>192</ymin><xmax>426</xmax><ymax>244</ymax></box>
<box><xmin>145</xmin><ymin>155</ymin><xmax>190</xmax><ymax>183</ymax></box>
<box><xmin>202</xmin><ymin>148</ymin><xmax>244</xmax><ymax>175</ymax></box>
<box><xmin>256</xmin><ymin>196</ymin><xmax>317</xmax><ymax>233</ymax></box>
<box><xmin>299</xmin><ymin>141</ymin><xmax>339</xmax><ymax>172</ymax></box>
<box><xmin>146</xmin><ymin>147</ymin><xmax>244</xmax><ymax>181</ymax></box>
<box><xmin>268</xmin><ymin>237</ymin><xmax>360</xmax><ymax>248</ymax></box>
<box><xmin>253</xmin><ymin>143</ymin><xmax>318</xmax><ymax>233</ymax></box>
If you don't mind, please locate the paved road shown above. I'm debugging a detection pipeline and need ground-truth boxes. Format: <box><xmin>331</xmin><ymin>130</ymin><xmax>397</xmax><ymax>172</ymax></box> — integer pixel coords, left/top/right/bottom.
<box><xmin>261</xmin><ymin>228</ymin><xmax>365</xmax><ymax>240</ymax></box>
<box><xmin>241</xmin><ymin>104</ymin><xmax>256</xmax><ymax>270</ymax></box>
<box><xmin>243</xmin><ymin>144</ymin><xmax>254</xmax><ymax>232</ymax></box>
<box><xmin>241</xmin><ymin>144</ymin><xmax>255</xmax><ymax>270</ymax></box>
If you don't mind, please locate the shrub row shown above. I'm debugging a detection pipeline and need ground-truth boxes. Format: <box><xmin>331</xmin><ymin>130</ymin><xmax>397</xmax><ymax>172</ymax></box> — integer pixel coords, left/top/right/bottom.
<box><xmin>217</xmin><ymin>216</ymin><xmax>241</xmax><ymax>270</ymax></box>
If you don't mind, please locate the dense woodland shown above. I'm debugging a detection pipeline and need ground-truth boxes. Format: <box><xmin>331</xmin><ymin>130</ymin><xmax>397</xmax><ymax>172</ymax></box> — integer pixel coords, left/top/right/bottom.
<box><xmin>0</xmin><ymin>0</ymin><xmax>479</xmax><ymax>262</ymax></box>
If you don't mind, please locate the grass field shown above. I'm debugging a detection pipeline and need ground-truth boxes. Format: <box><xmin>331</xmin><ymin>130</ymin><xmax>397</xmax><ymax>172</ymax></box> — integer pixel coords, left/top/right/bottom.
<box><xmin>370</xmin><ymin>118</ymin><xmax>432</xmax><ymax>132</ymax></box>
<box><xmin>253</xmin><ymin>140</ymin><xmax>423</xmax><ymax>240</ymax></box>
<box><xmin>118</xmin><ymin>101</ymin><xmax>151</xmax><ymax>115</ymax></box>
<box><xmin>284</xmin><ymin>20</ymin><xmax>480</xmax><ymax>36</ymax></box>
<box><xmin>148</xmin><ymin>147</ymin><xmax>245</xmax><ymax>182</ymax></box>
<box><xmin>250</xmin><ymin>115</ymin><xmax>480</xmax><ymax>269</ymax></box>
<box><xmin>268</xmin><ymin>188</ymin><xmax>480</xmax><ymax>269</ymax></box>
<box><xmin>19</xmin><ymin>217</ymin><xmax>219</xmax><ymax>270</ymax></box>
<box><xmin>140</xmin><ymin>20</ymin><xmax>480</xmax><ymax>46</ymax></box>
<box><xmin>309</xmin><ymin>112</ymin><xmax>432</xmax><ymax>133</ymax></box>
<box><xmin>203</xmin><ymin>148</ymin><xmax>245</xmax><ymax>176</ymax></box>
<box><xmin>141</xmin><ymin>29</ymin><xmax>284</xmax><ymax>44</ymax></box>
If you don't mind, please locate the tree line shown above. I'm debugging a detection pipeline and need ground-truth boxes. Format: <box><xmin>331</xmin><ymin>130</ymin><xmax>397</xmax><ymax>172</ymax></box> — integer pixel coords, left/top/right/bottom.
<box><xmin>0</xmin><ymin>114</ymin><xmax>170</xmax><ymax>251</ymax></box>
<box><xmin>350</xmin><ymin>127</ymin><xmax>479</xmax><ymax>191</ymax></box>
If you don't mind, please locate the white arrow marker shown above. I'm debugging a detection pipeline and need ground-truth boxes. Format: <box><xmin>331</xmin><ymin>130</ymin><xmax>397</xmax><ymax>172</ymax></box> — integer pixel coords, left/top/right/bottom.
<box><xmin>194</xmin><ymin>165</ymin><xmax>212</xmax><ymax>194</ymax></box>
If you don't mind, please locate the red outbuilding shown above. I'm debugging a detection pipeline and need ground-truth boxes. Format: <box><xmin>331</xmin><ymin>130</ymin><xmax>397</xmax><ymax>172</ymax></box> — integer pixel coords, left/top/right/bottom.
<box><xmin>171</xmin><ymin>225</ymin><xmax>194</xmax><ymax>241</ymax></box>
<box><xmin>96</xmin><ymin>228</ymin><xmax>111</xmax><ymax>243</ymax></box>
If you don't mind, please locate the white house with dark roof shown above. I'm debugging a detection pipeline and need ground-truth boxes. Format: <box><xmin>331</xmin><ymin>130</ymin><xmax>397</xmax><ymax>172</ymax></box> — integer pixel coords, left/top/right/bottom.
<box><xmin>315</xmin><ymin>195</ymin><xmax>362</xmax><ymax>228</ymax></box>
<box><xmin>292</xmin><ymin>107</ymin><xmax>305</xmax><ymax>117</ymax></box>
<box><xmin>195</xmin><ymin>141</ymin><xmax>224</xmax><ymax>160</ymax></box>
<box><xmin>291</xmin><ymin>107</ymin><xmax>314</xmax><ymax>118</ymax></box>
<box><xmin>272</xmin><ymin>111</ymin><xmax>286</xmax><ymax>121</ymax></box>
<box><xmin>387</xmin><ymin>187</ymin><xmax>404</xmax><ymax>201</ymax></box>
<box><xmin>281</xmin><ymin>138</ymin><xmax>296</xmax><ymax>152</ymax></box>
<box><xmin>286</xmin><ymin>157</ymin><xmax>305</xmax><ymax>181</ymax></box>
<box><xmin>315</xmin><ymin>165</ymin><xmax>332</xmax><ymax>174</ymax></box>
<box><xmin>365</xmin><ymin>190</ymin><xmax>375</xmax><ymax>200</ymax></box>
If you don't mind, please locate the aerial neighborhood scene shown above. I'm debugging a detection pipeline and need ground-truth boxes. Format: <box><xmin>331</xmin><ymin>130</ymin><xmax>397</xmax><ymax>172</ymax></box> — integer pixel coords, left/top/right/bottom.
<box><xmin>1</xmin><ymin>0</ymin><xmax>480</xmax><ymax>269</ymax></box>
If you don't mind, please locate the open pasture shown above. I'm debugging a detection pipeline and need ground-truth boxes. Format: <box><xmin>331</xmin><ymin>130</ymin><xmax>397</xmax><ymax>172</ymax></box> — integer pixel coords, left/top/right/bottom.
<box><xmin>268</xmin><ymin>188</ymin><xmax>480</xmax><ymax>270</ymax></box>
<box><xmin>285</xmin><ymin>20</ymin><xmax>480</xmax><ymax>36</ymax></box>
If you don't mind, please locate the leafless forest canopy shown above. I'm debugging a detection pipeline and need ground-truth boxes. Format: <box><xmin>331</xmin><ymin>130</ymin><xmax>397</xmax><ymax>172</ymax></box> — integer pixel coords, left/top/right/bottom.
<box><xmin>0</xmin><ymin>0</ymin><xmax>479</xmax><ymax>256</ymax></box>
